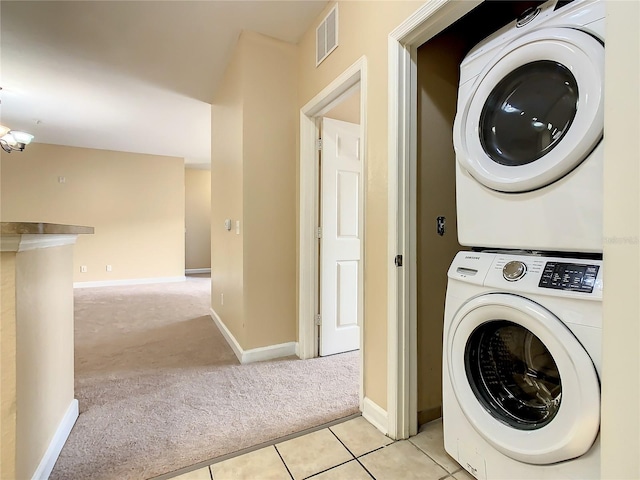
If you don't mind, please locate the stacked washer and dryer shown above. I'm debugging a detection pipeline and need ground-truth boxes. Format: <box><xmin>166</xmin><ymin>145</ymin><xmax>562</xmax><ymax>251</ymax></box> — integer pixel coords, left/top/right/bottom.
<box><xmin>442</xmin><ymin>1</ymin><xmax>605</xmax><ymax>479</ymax></box>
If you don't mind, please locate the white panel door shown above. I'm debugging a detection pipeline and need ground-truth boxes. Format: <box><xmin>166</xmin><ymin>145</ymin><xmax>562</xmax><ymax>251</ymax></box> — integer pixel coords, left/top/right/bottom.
<box><xmin>320</xmin><ymin>117</ymin><xmax>361</xmax><ymax>356</ymax></box>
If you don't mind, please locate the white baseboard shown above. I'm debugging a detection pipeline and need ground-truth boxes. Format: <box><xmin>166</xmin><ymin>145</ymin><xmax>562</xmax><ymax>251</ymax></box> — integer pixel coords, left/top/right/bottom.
<box><xmin>210</xmin><ymin>308</ymin><xmax>244</xmax><ymax>363</ymax></box>
<box><xmin>185</xmin><ymin>268</ymin><xmax>211</xmax><ymax>275</ymax></box>
<box><xmin>31</xmin><ymin>399</ymin><xmax>78</xmax><ymax>480</ymax></box>
<box><xmin>362</xmin><ymin>396</ymin><xmax>388</xmax><ymax>436</ymax></box>
<box><xmin>242</xmin><ymin>341</ymin><xmax>297</xmax><ymax>364</ymax></box>
<box><xmin>74</xmin><ymin>276</ymin><xmax>186</xmax><ymax>288</ymax></box>
<box><xmin>210</xmin><ymin>308</ymin><xmax>297</xmax><ymax>364</ymax></box>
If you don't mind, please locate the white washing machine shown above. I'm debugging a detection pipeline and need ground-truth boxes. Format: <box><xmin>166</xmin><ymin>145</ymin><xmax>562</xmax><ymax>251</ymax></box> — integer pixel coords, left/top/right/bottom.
<box><xmin>453</xmin><ymin>0</ymin><xmax>605</xmax><ymax>253</ymax></box>
<box><xmin>443</xmin><ymin>251</ymin><xmax>602</xmax><ymax>479</ymax></box>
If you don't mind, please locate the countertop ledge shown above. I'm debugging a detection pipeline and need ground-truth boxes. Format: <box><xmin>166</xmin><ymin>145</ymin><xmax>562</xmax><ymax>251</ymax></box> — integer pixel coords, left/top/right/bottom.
<box><xmin>1</xmin><ymin>222</ymin><xmax>94</xmax><ymax>235</ymax></box>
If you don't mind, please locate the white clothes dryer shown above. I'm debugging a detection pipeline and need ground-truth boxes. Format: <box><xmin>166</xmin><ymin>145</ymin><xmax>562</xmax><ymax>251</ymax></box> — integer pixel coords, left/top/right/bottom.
<box><xmin>442</xmin><ymin>251</ymin><xmax>602</xmax><ymax>479</ymax></box>
<box><xmin>453</xmin><ymin>0</ymin><xmax>605</xmax><ymax>253</ymax></box>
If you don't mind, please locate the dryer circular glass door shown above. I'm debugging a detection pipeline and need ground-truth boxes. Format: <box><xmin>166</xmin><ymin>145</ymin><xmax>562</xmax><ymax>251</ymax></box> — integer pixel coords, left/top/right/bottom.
<box><xmin>446</xmin><ymin>293</ymin><xmax>600</xmax><ymax>465</ymax></box>
<box><xmin>454</xmin><ymin>28</ymin><xmax>604</xmax><ymax>192</ymax></box>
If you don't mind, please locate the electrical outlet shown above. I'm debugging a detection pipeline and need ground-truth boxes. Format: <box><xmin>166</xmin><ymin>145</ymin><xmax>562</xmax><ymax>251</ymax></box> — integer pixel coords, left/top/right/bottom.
<box><xmin>80</xmin><ymin>266</ymin><xmax>88</xmax><ymax>273</ymax></box>
<box><xmin>106</xmin><ymin>265</ymin><xmax>112</xmax><ymax>272</ymax></box>
<box><xmin>58</xmin><ymin>176</ymin><xmax>66</xmax><ymax>184</ymax></box>
<box><xmin>221</xmin><ymin>293</ymin><xmax>224</xmax><ymax>305</ymax></box>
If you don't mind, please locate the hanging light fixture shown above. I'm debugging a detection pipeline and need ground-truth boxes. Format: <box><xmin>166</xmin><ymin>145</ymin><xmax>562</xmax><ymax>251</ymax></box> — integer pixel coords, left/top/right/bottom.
<box><xmin>0</xmin><ymin>125</ymin><xmax>34</xmax><ymax>153</ymax></box>
<box><xmin>0</xmin><ymin>86</ymin><xmax>35</xmax><ymax>153</ymax></box>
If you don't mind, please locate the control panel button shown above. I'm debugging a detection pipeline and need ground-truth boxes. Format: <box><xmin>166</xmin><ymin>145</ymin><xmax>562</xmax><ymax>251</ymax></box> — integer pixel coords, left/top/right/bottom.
<box><xmin>503</xmin><ymin>261</ymin><xmax>527</xmax><ymax>281</ymax></box>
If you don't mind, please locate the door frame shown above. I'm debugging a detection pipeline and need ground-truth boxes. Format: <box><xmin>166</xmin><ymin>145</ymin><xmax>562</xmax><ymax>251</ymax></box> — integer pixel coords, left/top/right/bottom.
<box><xmin>387</xmin><ymin>0</ymin><xmax>481</xmax><ymax>439</ymax></box>
<box><xmin>298</xmin><ymin>56</ymin><xmax>367</xmax><ymax>410</ymax></box>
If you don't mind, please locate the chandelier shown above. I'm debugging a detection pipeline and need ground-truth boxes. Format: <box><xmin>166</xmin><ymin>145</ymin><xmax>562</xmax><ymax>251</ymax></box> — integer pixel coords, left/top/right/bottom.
<box><xmin>0</xmin><ymin>125</ymin><xmax>34</xmax><ymax>153</ymax></box>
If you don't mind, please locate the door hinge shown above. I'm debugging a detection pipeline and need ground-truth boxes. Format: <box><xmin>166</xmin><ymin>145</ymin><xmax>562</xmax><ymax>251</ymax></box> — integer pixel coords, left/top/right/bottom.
<box><xmin>316</xmin><ymin>138</ymin><xmax>323</xmax><ymax>151</ymax></box>
<box><xmin>394</xmin><ymin>254</ymin><xmax>403</xmax><ymax>267</ymax></box>
<box><xmin>315</xmin><ymin>314</ymin><xmax>322</xmax><ymax>326</ymax></box>
<box><xmin>316</xmin><ymin>227</ymin><xmax>322</xmax><ymax>239</ymax></box>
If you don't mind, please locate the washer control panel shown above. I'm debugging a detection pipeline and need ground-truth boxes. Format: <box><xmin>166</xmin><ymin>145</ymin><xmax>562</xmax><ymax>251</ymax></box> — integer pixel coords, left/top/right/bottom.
<box><xmin>538</xmin><ymin>262</ymin><xmax>600</xmax><ymax>293</ymax></box>
<box><xmin>448</xmin><ymin>251</ymin><xmax>603</xmax><ymax>299</ymax></box>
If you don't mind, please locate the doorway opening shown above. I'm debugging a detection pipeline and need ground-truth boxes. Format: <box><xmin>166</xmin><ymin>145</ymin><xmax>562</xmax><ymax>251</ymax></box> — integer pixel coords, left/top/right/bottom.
<box><xmin>388</xmin><ymin>0</ymin><xmax>545</xmax><ymax>439</ymax></box>
<box><xmin>184</xmin><ymin>167</ymin><xmax>212</xmax><ymax>276</ymax></box>
<box><xmin>298</xmin><ymin>57</ymin><xmax>367</xmax><ymax>412</ymax></box>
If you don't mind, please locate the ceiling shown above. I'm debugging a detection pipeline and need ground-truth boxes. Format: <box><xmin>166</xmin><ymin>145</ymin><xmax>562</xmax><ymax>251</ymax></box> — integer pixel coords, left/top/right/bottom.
<box><xmin>0</xmin><ymin>1</ymin><xmax>328</xmax><ymax>168</ymax></box>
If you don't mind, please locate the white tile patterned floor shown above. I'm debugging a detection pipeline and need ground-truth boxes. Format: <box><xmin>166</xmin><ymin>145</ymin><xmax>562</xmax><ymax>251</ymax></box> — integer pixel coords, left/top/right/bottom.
<box><xmin>169</xmin><ymin>417</ymin><xmax>473</xmax><ymax>480</ymax></box>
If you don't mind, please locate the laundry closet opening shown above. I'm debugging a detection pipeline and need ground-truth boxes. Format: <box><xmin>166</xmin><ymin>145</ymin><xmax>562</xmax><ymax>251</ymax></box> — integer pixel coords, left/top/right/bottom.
<box><xmin>415</xmin><ymin>0</ymin><xmax>545</xmax><ymax>428</ymax></box>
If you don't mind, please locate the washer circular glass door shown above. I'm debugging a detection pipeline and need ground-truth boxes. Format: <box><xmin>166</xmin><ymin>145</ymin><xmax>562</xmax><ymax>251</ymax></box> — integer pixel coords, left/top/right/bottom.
<box><xmin>454</xmin><ymin>28</ymin><xmax>604</xmax><ymax>192</ymax></box>
<box><xmin>446</xmin><ymin>293</ymin><xmax>600</xmax><ymax>464</ymax></box>
<box><xmin>465</xmin><ymin>320</ymin><xmax>562</xmax><ymax>430</ymax></box>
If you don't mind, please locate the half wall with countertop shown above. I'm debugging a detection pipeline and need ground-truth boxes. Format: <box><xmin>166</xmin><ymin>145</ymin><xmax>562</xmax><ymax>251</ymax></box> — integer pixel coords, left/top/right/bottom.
<box><xmin>1</xmin><ymin>222</ymin><xmax>93</xmax><ymax>479</ymax></box>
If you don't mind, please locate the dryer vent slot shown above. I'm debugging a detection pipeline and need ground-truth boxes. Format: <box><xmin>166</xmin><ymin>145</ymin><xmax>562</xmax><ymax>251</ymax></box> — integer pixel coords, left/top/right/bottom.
<box><xmin>457</xmin><ymin>267</ymin><xmax>478</xmax><ymax>276</ymax></box>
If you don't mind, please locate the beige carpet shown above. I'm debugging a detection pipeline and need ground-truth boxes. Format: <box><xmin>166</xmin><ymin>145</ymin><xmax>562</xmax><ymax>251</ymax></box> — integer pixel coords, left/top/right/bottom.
<box><xmin>50</xmin><ymin>276</ymin><xmax>359</xmax><ymax>480</ymax></box>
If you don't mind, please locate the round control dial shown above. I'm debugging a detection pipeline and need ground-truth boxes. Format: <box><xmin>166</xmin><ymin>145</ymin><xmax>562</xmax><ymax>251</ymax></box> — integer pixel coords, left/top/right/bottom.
<box><xmin>516</xmin><ymin>7</ymin><xmax>541</xmax><ymax>28</ymax></box>
<box><xmin>503</xmin><ymin>261</ymin><xmax>527</xmax><ymax>281</ymax></box>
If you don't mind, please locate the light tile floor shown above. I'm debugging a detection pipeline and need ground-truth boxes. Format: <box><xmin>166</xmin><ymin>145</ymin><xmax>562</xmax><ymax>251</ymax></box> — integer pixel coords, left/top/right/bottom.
<box><xmin>170</xmin><ymin>417</ymin><xmax>474</xmax><ymax>480</ymax></box>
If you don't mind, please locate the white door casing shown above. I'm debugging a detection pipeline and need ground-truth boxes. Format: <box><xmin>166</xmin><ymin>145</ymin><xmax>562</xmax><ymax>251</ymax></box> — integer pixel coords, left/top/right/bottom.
<box><xmin>320</xmin><ymin>118</ymin><xmax>362</xmax><ymax>356</ymax></box>
<box><xmin>387</xmin><ymin>0</ymin><xmax>482</xmax><ymax>439</ymax></box>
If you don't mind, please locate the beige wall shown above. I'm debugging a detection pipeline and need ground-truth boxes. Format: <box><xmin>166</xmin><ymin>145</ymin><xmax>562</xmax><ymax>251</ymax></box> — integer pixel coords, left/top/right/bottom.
<box><xmin>15</xmin><ymin>245</ymin><xmax>75</xmax><ymax>479</ymax></box>
<box><xmin>211</xmin><ymin>31</ymin><xmax>297</xmax><ymax>350</ymax></box>
<box><xmin>1</xmin><ymin>252</ymin><xmax>17</xmax><ymax>480</ymax></box>
<box><xmin>324</xmin><ymin>86</ymin><xmax>360</xmax><ymax>124</ymax></box>
<box><xmin>185</xmin><ymin>168</ymin><xmax>212</xmax><ymax>270</ymax></box>
<box><xmin>0</xmin><ymin>144</ymin><xmax>185</xmax><ymax>283</ymax></box>
<box><xmin>211</xmin><ymin>36</ymin><xmax>245</xmax><ymax>345</ymax></box>
<box><xmin>242</xmin><ymin>32</ymin><xmax>297</xmax><ymax>349</ymax></box>
<box><xmin>298</xmin><ymin>1</ymin><xmax>423</xmax><ymax>408</ymax></box>
<box><xmin>601</xmin><ymin>1</ymin><xmax>640</xmax><ymax>478</ymax></box>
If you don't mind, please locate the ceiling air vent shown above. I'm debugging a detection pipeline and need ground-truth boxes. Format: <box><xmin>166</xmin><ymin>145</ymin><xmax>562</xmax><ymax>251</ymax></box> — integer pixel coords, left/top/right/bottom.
<box><xmin>316</xmin><ymin>6</ymin><xmax>338</xmax><ymax>66</ymax></box>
